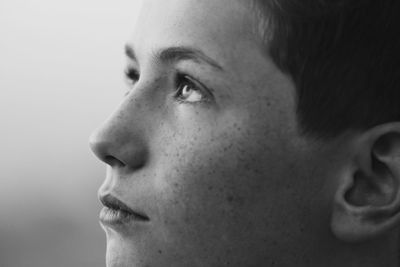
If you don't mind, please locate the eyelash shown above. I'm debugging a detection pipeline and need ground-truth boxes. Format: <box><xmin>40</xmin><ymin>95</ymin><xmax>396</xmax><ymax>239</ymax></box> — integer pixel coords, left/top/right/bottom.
<box><xmin>124</xmin><ymin>67</ymin><xmax>212</xmax><ymax>104</ymax></box>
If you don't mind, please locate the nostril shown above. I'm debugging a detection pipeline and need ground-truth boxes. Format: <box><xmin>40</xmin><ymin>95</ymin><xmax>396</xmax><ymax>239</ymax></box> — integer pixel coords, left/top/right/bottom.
<box><xmin>89</xmin><ymin>135</ymin><xmax>125</xmax><ymax>167</ymax></box>
<box><xmin>104</xmin><ymin>155</ymin><xmax>125</xmax><ymax>167</ymax></box>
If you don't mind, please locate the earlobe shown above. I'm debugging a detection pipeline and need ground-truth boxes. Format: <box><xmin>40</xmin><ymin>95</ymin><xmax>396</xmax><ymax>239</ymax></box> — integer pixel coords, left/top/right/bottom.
<box><xmin>331</xmin><ymin>123</ymin><xmax>400</xmax><ymax>242</ymax></box>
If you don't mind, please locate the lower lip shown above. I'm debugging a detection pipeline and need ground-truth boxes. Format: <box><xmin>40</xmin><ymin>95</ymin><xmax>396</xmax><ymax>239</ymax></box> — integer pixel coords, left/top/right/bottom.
<box><xmin>99</xmin><ymin>207</ymin><xmax>146</xmax><ymax>227</ymax></box>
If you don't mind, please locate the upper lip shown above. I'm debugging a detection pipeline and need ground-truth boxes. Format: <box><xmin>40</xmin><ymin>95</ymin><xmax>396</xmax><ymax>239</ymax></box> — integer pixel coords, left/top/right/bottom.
<box><xmin>99</xmin><ymin>194</ymin><xmax>150</xmax><ymax>221</ymax></box>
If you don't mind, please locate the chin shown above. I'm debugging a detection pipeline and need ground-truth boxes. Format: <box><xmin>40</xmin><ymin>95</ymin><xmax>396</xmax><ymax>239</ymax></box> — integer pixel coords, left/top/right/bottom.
<box><xmin>105</xmin><ymin>230</ymin><xmax>141</xmax><ymax>267</ymax></box>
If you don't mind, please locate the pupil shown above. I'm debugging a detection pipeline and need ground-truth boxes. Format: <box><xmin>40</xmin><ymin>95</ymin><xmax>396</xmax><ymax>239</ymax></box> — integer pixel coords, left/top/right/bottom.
<box><xmin>184</xmin><ymin>85</ymin><xmax>191</xmax><ymax>95</ymax></box>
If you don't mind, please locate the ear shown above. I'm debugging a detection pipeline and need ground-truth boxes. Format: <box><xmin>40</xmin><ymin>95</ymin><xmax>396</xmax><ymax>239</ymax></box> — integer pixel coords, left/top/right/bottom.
<box><xmin>331</xmin><ymin>123</ymin><xmax>400</xmax><ymax>242</ymax></box>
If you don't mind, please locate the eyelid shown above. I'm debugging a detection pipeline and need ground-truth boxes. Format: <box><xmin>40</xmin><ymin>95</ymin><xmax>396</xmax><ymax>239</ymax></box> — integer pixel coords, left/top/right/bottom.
<box><xmin>180</xmin><ymin>73</ymin><xmax>213</xmax><ymax>92</ymax></box>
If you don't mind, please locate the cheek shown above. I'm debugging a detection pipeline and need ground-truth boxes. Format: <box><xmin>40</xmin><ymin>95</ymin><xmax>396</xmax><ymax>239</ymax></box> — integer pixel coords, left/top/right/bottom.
<box><xmin>153</xmin><ymin>113</ymin><xmax>294</xmax><ymax>246</ymax></box>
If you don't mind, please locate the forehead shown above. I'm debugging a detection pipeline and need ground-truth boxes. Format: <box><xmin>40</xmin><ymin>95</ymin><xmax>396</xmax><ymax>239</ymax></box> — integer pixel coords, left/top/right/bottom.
<box><xmin>130</xmin><ymin>0</ymin><xmax>258</xmax><ymax>67</ymax></box>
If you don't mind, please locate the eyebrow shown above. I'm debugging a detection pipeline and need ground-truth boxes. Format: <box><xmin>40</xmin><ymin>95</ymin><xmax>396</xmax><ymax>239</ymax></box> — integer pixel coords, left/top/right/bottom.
<box><xmin>124</xmin><ymin>45</ymin><xmax>223</xmax><ymax>71</ymax></box>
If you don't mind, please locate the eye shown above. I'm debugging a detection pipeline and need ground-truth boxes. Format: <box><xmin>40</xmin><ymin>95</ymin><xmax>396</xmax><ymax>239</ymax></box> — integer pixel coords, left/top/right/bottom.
<box><xmin>124</xmin><ymin>67</ymin><xmax>140</xmax><ymax>85</ymax></box>
<box><xmin>123</xmin><ymin>67</ymin><xmax>140</xmax><ymax>96</ymax></box>
<box><xmin>174</xmin><ymin>74</ymin><xmax>210</xmax><ymax>103</ymax></box>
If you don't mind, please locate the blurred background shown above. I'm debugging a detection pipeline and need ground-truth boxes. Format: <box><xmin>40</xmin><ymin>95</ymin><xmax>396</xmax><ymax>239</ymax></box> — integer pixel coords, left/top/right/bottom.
<box><xmin>0</xmin><ymin>0</ymin><xmax>142</xmax><ymax>266</ymax></box>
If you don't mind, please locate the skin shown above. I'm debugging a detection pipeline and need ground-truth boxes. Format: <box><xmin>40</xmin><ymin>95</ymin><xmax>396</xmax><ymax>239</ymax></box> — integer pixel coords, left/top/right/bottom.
<box><xmin>89</xmin><ymin>0</ymin><xmax>400</xmax><ymax>266</ymax></box>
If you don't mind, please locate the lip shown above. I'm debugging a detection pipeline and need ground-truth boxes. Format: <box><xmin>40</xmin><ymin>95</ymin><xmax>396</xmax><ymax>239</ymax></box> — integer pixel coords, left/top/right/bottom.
<box><xmin>99</xmin><ymin>194</ymin><xmax>149</xmax><ymax>227</ymax></box>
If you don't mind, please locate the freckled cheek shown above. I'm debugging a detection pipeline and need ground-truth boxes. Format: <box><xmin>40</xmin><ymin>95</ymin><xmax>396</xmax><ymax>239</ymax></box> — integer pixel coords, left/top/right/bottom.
<box><xmin>156</xmin><ymin>131</ymin><xmax>256</xmax><ymax>233</ymax></box>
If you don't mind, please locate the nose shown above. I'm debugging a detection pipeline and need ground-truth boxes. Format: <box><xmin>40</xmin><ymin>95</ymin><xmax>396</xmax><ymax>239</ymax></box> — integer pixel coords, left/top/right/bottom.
<box><xmin>89</xmin><ymin>99</ymin><xmax>148</xmax><ymax>169</ymax></box>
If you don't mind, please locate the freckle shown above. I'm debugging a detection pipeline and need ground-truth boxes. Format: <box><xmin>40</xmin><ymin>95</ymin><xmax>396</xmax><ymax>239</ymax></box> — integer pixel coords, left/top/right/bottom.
<box><xmin>227</xmin><ymin>195</ymin><xmax>234</xmax><ymax>202</ymax></box>
<box><xmin>158</xmin><ymin>249</ymin><xmax>163</xmax><ymax>254</ymax></box>
<box><xmin>208</xmin><ymin>185</ymin><xmax>213</xmax><ymax>191</ymax></box>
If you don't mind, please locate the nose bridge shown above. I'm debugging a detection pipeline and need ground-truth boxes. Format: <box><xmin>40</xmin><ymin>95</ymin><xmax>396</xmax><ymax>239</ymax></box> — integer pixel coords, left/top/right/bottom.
<box><xmin>89</xmin><ymin>95</ymin><xmax>149</xmax><ymax>169</ymax></box>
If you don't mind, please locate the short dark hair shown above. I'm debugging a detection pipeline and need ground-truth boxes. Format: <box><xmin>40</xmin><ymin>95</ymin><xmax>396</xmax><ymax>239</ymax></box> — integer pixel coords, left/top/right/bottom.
<box><xmin>252</xmin><ymin>0</ymin><xmax>400</xmax><ymax>138</ymax></box>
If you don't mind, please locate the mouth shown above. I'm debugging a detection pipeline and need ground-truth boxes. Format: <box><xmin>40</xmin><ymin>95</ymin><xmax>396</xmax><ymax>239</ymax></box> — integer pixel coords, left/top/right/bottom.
<box><xmin>99</xmin><ymin>194</ymin><xmax>150</xmax><ymax>226</ymax></box>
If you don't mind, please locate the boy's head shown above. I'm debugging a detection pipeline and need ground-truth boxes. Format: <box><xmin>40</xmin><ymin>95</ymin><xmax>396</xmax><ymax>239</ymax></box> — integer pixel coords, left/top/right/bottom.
<box><xmin>89</xmin><ymin>0</ymin><xmax>400</xmax><ymax>266</ymax></box>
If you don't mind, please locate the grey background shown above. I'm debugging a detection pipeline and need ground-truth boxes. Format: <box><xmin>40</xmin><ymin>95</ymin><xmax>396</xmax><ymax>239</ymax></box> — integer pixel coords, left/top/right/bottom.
<box><xmin>0</xmin><ymin>0</ymin><xmax>142</xmax><ymax>266</ymax></box>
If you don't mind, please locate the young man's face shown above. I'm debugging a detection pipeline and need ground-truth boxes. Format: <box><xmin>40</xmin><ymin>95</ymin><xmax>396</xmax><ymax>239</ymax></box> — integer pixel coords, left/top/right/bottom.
<box><xmin>90</xmin><ymin>0</ymin><xmax>334</xmax><ymax>266</ymax></box>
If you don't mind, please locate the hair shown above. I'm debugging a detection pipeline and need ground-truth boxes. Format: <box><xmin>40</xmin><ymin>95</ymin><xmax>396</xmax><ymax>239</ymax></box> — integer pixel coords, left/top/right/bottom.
<box><xmin>251</xmin><ymin>0</ymin><xmax>400</xmax><ymax>138</ymax></box>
